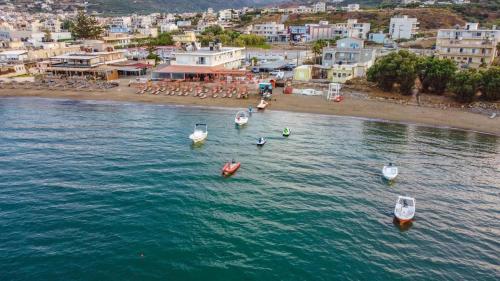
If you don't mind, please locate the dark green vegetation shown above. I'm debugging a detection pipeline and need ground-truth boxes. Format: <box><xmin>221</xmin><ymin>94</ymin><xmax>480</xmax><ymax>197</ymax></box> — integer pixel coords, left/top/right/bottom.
<box><xmin>367</xmin><ymin>51</ymin><xmax>500</xmax><ymax>102</ymax></box>
<box><xmin>448</xmin><ymin>67</ymin><xmax>500</xmax><ymax>102</ymax></box>
<box><xmin>69</xmin><ymin>10</ymin><xmax>104</xmax><ymax>40</ymax></box>
<box><xmin>367</xmin><ymin>51</ymin><xmax>421</xmax><ymax>95</ymax></box>
<box><xmin>198</xmin><ymin>25</ymin><xmax>269</xmax><ymax>48</ymax></box>
<box><xmin>450</xmin><ymin>0</ymin><xmax>499</xmax><ymax>27</ymax></box>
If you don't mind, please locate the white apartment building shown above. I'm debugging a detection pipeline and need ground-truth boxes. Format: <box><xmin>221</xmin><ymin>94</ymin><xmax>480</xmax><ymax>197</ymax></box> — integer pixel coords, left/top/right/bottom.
<box><xmin>176</xmin><ymin>20</ymin><xmax>192</xmax><ymax>27</ymax></box>
<box><xmin>250</xmin><ymin>22</ymin><xmax>288</xmax><ymax>42</ymax></box>
<box><xmin>308</xmin><ymin>19</ymin><xmax>371</xmax><ymax>41</ymax></box>
<box><xmin>43</xmin><ymin>18</ymin><xmax>62</xmax><ymax>32</ymax></box>
<box><xmin>131</xmin><ymin>15</ymin><xmax>152</xmax><ymax>30</ymax></box>
<box><xmin>160</xmin><ymin>23</ymin><xmax>178</xmax><ymax>33</ymax></box>
<box><xmin>334</xmin><ymin>19</ymin><xmax>371</xmax><ymax>39</ymax></box>
<box><xmin>172</xmin><ymin>44</ymin><xmax>244</xmax><ymax>68</ymax></box>
<box><xmin>389</xmin><ymin>15</ymin><xmax>419</xmax><ymax>40</ymax></box>
<box><xmin>109</xmin><ymin>16</ymin><xmax>132</xmax><ymax>27</ymax></box>
<box><xmin>346</xmin><ymin>4</ymin><xmax>360</xmax><ymax>12</ymax></box>
<box><xmin>0</xmin><ymin>50</ymin><xmax>29</xmax><ymax>62</ymax></box>
<box><xmin>436</xmin><ymin>23</ymin><xmax>500</xmax><ymax>68</ymax></box>
<box><xmin>313</xmin><ymin>2</ymin><xmax>327</xmax><ymax>13</ymax></box>
<box><xmin>219</xmin><ymin>9</ymin><xmax>239</xmax><ymax>22</ymax></box>
<box><xmin>401</xmin><ymin>0</ymin><xmax>420</xmax><ymax>4</ymax></box>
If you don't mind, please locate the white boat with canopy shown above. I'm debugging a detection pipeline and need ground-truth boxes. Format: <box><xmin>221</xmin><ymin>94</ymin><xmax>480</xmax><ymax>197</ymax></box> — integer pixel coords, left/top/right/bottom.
<box><xmin>394</xmin><ymin>196</ymin><xmax>415</xmax><ymax>224</ymax></box>
<box><xmin>189</xmin><ymin>123</ymin><xmax>208</xmax><ymax>143</ymax></box>
<box><xmin>235</xmin><ymin>111</ymin><xmax>249</xmax><ymax>126</ymax></box>
<box><xmin>382</xmin><ymin>163</ymin><xmax>398</xmax><ymax>180</ymax></box>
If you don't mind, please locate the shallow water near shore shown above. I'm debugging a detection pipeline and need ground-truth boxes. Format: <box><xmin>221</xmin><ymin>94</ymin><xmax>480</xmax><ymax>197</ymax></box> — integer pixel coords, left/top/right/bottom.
<box><xmin>0</xmin><ymin>97</ymin><xmax>499</xmax><ymax>280</ymax></box>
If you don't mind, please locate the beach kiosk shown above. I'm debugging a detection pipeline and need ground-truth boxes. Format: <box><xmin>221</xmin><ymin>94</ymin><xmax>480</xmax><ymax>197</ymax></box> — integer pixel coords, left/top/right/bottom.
<box><xmin>258</xmin><ymin>82</ymin><xmax>273</xmax><ymax>100</ymax></box>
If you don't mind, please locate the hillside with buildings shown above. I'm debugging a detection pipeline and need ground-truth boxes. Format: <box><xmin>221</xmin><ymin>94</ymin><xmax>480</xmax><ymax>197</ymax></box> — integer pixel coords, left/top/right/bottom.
<box><xmin>1</xmin><ymin>0</ymin><xmax>498</xmax><ymax>108</ymax></box>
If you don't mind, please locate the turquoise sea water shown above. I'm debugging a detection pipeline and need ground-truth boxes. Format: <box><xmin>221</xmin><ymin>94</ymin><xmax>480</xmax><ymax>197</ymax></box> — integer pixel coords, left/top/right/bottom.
<box><xmin>0</xmin><ymin>97</ymin><xmax>498</xmax><ymax>280</ymax></box>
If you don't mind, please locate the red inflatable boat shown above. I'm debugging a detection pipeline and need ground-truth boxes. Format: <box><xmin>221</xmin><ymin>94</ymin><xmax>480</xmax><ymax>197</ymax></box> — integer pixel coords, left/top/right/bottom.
<box><xmin>222</xmin><ymin>161</ymin><xmax>241</xmax><ymax>176</ymax></box>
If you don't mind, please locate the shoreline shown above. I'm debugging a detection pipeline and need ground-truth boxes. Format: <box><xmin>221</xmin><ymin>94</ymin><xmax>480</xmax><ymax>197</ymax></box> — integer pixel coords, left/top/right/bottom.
<box><xmin>0</xmin><ymin>87</ymin><xmax>499</xmax><ymax>136</ymax></box>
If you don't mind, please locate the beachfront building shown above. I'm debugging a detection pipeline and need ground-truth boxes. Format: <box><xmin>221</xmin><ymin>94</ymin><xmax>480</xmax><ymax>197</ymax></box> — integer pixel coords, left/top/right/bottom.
<box><xmin>435</xmin><ymin>23</ymin><xmax>500</xmax><ymax>68</ymax></box>
<box><xmin>250</xmin><ymin>22</ymin><xmax>289</xmax><ymax>42</ymax></box>
<box><xmin>389</xmin><ymin>15</ymin><xmax>419</xmax><ymax>40</ymax></box>
<box><xmin>321</xmin><ymin>38</ymin><xmax>376</xmax><ymax>83</ymax></box>
<box><xmin>152</xmin><ymin>43</ymin><xmax>245</xmax><ymax>80</ymax></box>
<box><xmin>0</xmin><ymin>63</ymin><xmax>27</xmax><ymax>78</ymax></box>
<box><xmin>40</xmin><ymin>41</ymin><xmax>127</xmax><ymax>80</ymax></box>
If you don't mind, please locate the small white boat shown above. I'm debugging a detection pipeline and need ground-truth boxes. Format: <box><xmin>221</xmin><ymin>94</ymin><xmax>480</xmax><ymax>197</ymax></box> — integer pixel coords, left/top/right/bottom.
<box><xmin>382</xmin><ymin>163</ymin><xmax>398</xmax><ymax>180</ymax></box>
<box><xmin>256</xmin><ymin>137</ymin><xmax>267</xmax><ymax>146</ymax></box>
<box><xmin>257</xmin><ymin>99</ymin><xmax>268</xmax><ymax>110</ymax></box>
<box><xmin>490</xmin><ymin>112</ymin><xmax>497</xmax><ymax>119</ymax></box>
<box><xmin>189</xmin><ymin>123</ymin><xmax>208</xmax><ymax>143</ymax></box>
<box><xmin>235</xmin><ymin>111</ymin><xmax>249</xmax><ymax>126</ymax></box>
<box><xmin>394</xmin><ymin>196</ymin><xmax>415</xmax><ymax>224</ymax></box>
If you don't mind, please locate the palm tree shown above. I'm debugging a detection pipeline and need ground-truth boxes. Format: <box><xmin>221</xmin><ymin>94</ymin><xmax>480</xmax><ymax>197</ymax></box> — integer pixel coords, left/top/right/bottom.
<box><xmin>312</xmin><ymin>40</ymin><xmax>327</xmax><ymax>64</ymax></box>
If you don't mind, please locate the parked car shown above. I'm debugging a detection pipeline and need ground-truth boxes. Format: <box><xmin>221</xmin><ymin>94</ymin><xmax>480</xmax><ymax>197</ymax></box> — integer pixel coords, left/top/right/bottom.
<box><xmin>281</xmin><ymin>63</ymin><xmax>296</xmax><ymax>71</ymax></box>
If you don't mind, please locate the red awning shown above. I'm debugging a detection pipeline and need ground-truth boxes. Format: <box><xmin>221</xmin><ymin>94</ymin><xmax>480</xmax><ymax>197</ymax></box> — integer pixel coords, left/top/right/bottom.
<box><xmin>155</xmin><ymin>65</ymin><xmax>247</xmax><ymax>75</ymax></box>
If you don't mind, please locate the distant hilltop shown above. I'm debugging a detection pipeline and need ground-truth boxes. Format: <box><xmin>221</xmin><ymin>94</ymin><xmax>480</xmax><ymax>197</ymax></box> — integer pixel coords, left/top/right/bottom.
<box><xmin>7</xmin><ymin>0</ymin><xmax>286</xmax><ymax>14</ymax></box>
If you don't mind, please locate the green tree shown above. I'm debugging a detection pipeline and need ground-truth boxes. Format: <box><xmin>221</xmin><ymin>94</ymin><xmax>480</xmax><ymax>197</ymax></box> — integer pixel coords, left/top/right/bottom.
<box><xmin>480</xmin><ymin>66</ymin><xmax>500</xmax><ymax>101</ymax></box>
<box><xmin>41</xmin><ymin>28</ymin><xmax>52</xmax><ymax>42</ymax></box>
<box><xmin>367</xmin><ymin>50</ymin><xmax>420</xmax><ymax>95</ymax></box>
<box><xmin>312</xmin><ymin>39</ymin><xmax>328</xmax><ymax>64</ymax></box>
<box><xmin>154</xmin><ymin>32</ymin><xmax>174</xmax><ymax>46</ymax></box>
<box><xmin>146</xmin><ymin>42</ymin><xmax>160</xmax><ymax>65</ymax></box>
<box><xmin>62</xmin><ymin>19</ymin><xmax>74</xmax><ymax>31</ymax></box>
<box><xmin>448</xmin><ymin>69</ymin><xmax>483</xmax><ymax>103</ymax></box>
<box><xmin>416</xmin><ymin>57</ymin><xmax>457</xmax><ymax>94</ymax></box>
<box><xmin>201</xmin><ymin>25</ymin><xmax>224</xmax><ymax>36</ymax></box>
<box><xmin>70</xmin><ymin>10</ymin><xmax>104</xmax><ymax>39</ymax></box>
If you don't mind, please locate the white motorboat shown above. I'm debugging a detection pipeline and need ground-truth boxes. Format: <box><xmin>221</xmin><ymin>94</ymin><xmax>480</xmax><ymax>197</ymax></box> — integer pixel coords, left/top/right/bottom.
<box><xmin>235</xmin><ymin>111</ymin><xmax>249</xmax><ymax>126</ymax></box>
<box><xmin>394</xmin><ymin>196</ymin><xmax>415</xmax><ymax>224</ymax></box>
<box><xmin>257</xmin><ymin>99</ymin><xmax>268</xmax><ymax>110</ymax></box>
<box><xmin>382</xmin><ymin>163</ymin><xmax>398</xmax><ymax>180</ymax></box>
<box><xmin>189</xmin><ymin>123</ymin><xmax>208</xmax><ymax>143</ymax></box>
<box><xmin>256</xmin><ymin>137</ymin><xmax>267</xmax><ymax>146</ymax></box>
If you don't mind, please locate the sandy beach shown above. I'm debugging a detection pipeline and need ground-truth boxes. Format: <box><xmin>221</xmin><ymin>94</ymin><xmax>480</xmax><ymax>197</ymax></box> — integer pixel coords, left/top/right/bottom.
<box><xmin>0</xmin><ymin>85</ymin><xmax>498</xmax><ymax>136</ymax></box>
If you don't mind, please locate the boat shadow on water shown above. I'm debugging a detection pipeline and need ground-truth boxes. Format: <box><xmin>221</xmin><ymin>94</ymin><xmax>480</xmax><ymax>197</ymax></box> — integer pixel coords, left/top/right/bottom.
<box><xmin>381</xmin><ymin>176</ymin><xmax>397</xmax><ymax>186</ymax></box>
<box><xmin>190</xmin><ymin>141</ymin><xmax>206</xmax><ymax>150</ymax></box>
<box><xmin>393</xmin><ymin>217</ymin><xmax>414</xmax><ymax>232</ymax></box>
